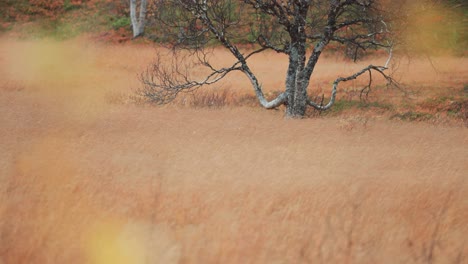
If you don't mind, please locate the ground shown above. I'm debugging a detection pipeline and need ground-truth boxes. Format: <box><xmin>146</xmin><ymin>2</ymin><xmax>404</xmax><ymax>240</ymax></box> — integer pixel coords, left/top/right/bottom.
<box><xmin>0</xmin><ymin>37</ymin><xmax>467</xmax><ymax>263</ymax></box>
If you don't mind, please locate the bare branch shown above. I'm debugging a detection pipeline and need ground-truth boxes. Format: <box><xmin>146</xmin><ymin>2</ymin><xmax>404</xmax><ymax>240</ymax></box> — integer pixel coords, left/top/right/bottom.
<box><xmin>307</xmin><ymin>48</ymin><xmax>398</xmax><ymax>110</ymax></box>
<box><xmin>136</xmin><ymin>51</ymin><xmax>242</xmax><ymax>104</ymax></box>
<box><xmin>257</xmin><ymin>35</ymin><xmax>290</xmax><ymax>54</ymax></box>
<box><xmin>359</xmin><ymin>69</ymin><xmax>372</xmax><ymax>101</ymax></box>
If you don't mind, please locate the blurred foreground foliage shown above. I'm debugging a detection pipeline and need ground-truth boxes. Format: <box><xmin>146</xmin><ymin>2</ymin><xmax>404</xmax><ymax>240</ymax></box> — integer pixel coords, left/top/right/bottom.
<box><xmin>398</xmin><ymin>0</ymin><xmax>467</xmax><ymax>55</ymax></box>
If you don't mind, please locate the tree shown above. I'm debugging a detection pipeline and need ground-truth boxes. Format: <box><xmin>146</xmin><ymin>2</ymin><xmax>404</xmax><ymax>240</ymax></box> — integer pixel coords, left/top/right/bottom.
<box><xmin>138</xmin><ymin>0</ymin><xmax>396</xmax><ymax>118</ymax></box>
<box><xmin>130</xmin><ymin>0</ymin><xmax>148</xmax><ymax>38</ymax></box>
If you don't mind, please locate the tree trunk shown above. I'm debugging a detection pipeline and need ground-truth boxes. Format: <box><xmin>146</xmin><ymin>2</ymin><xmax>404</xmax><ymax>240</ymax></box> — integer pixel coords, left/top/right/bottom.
<box><xmin>285</xmin><ymin>12</ymin><xmax>309</xmax><ymax>118</ymax></box>
<box><xmin>286</xmin><ymin>79</ymin><xmax>308</xmax><ymax>118</ymax></box>
<box><xmin>130</xmin><ymin>0</ymin><xmax>147</xmax><ymax>38</ymax></box>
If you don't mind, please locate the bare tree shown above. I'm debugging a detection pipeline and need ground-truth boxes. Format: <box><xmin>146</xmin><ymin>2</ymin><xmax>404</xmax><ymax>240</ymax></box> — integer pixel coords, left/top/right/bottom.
<box><xmin>138</xmin><ymin>0</ymin><xmax>397</xmax><ymax>118</ymax></box>
<box><xmin>130</xmin><ymin>0</ymin><xmax>148</xmax><ymax>38</ymax></box>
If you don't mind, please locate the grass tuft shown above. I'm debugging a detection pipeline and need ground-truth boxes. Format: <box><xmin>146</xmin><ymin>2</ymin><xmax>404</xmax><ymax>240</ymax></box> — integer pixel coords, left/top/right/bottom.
<box><xmin>390</xmin><ymin>111</ymin><xmax>434</xmax><ymax>121</ymax></box>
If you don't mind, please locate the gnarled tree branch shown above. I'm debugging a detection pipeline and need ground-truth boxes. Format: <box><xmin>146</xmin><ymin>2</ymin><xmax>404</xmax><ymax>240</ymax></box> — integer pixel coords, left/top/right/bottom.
<box><xmin>307</xmin><ymin>48</ymin><xmax>397</xmax><ymax>110</ymax></box>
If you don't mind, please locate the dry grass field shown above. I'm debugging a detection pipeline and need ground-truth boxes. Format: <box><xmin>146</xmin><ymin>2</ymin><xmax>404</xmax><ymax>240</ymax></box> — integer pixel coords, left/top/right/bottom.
<box><xmin>0</xmin><ymin>37</ymin><xmax>467</xmax><ymax>263</ymax></box>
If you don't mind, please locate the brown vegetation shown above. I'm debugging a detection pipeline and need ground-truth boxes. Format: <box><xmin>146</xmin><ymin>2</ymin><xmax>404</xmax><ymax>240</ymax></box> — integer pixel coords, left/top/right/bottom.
<box><xmin>0</xmin><ymin>37</ymin><xmax>467</xmax><ymax>263</ymax></box>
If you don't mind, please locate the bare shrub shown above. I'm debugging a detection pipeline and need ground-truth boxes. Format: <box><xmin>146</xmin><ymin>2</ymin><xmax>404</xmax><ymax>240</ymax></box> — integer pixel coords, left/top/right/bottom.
<box><xmin>188</xmin><ymin>88</ymin><xmax>232</xmax><ymax>108</ymax></box>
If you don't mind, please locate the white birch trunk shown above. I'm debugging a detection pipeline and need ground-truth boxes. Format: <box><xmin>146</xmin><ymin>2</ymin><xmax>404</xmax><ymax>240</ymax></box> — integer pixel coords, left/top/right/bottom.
<box><xmin>130</xmin><ymin>0</ymin><xmax>147</xmax><ymax>38</ymax></box>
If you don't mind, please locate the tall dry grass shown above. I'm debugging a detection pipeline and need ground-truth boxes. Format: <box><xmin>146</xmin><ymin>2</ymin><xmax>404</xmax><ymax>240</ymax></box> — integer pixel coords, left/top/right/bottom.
<box><xmin>0</xmin><ymin>37</ymin><xmax>467</xmax><ymax>263</ymax></box>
